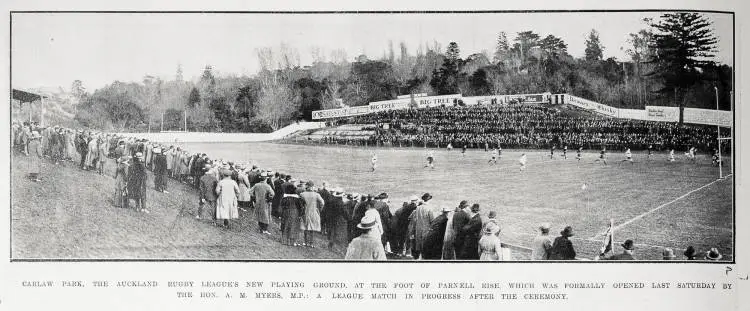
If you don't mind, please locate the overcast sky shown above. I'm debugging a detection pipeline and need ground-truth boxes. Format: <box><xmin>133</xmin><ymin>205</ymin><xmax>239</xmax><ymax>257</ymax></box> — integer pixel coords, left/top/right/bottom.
<box><xmin>11</xmin><ymin>12</ymin><xmax>733</xmax><ymax>91</ymax></box>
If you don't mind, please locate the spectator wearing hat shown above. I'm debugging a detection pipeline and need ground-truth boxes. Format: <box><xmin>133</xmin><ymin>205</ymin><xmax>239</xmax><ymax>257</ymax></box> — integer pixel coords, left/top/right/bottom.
<box><xmin>390</xmin><ymin>196</ymin><xmax>419</xmax><ymax>256</ymax></box>
<box><xmin>450</xmin><ymin>200</ymin><xmax>471</xmax><ymax>259</ymax></box>
<box><xmin>198</xmin><ymin>164</ymin><xmax>218</xmax><ymax>221</ymax></box>
<box><xmin>409</xmin><ymin>193</ymin><xmax>435</xmax><ymax>259</ymax></box>
<box><xmin>321</xmin><ymin>187</ymin><xmax>348</xmax><ymax>248</ymax></box>
<box><xmin>705</xmin><ymin>248</ymin><xmax>723</xmax><ymax>261</ymax></box>
<box><xmin>250</xmin><ymin>172</ymin><xmax>275</xmax><ymax>234</ymax></box>
<box><xmin>300</xmin><ymin>181</ymin><xmax>324</xmax><ymax>247</ymax></box>
<box><xmin>662</xmin><ymin>248</ymin><xmax>677</xmax><ymax>260</ymax></box>
<box><xmin>344</xmin><ymin>192</ymin><xmax>361</xmax><ymax>243</ymax></box>
<box><xmin>351</xmin><ymin>194</ymin><xmax>371</xmax><ymax>239</ymax></box>
<box><xmin>548</xmin><ymin>226</ymin><xmax>576</xmax><ymax>260</ymax></box>
<box><xmin>26</xmin><ymin>131</ymin><xmax>43</xmax><ymax>182</ymax></box>
<box><xmin>280</xmin><ymin>183</ymin><xmax>305</xmax><ymax>246</ymax></box>
<box><xmin>344</xmin><ymin>213</ymin><xmax>387</xmax><ymax>260</ymax></box>
<box><xmin>126</xmin><ymin>152</ymin><xmax>148</xmax><ymax>213</ymax></box>
<box><xmin>442</xmin><ymin>200</ymin><xmax>468</xmax><ymax>260</ymax></box>
<box><xmin>531</xmin><ymin>223</ymin><xmax>553</xmax><ymax>260</ymax></box>
<box><xmin>215</xmin><ymin>169</ymin><xmax>240</xmax><ymax>228</ymax></box>
<box><xmin>84</xmin><ymin>134</ymin><xmax>98</xmax><ymax>170</ymax></box>
<box><xmin>113</xmin><ymin>156</ymin><xmax>130</xmax><ymax>208</ymax></box>
<box><xmin>153</xmin><ymin>148</ymin><xmax>168</xmax><ymax>193</ymax></box>
<box><xmin>271</xmin><ymin>174</ymin><xmax>286</xmax><ymax>221</ymax></box>
<box><xmin>683</xmin><ymin>246</ymin><xmax>699</xmax><ymax>260</ymax></box>
<box><xmin>457</xmin><ymin>203</ymin><xmax>483</xmax><ymax>260</ymax></box>
<box><xmin>479</xmin><ymin>222</ymin><xmax>504</xmax><ymax>261</ymax></box>
<box><xmin>422</xmin><ymin>206</ymin><xmax>452</xmax><ymax>260</ymax></box>
<box><xmin>600</xmin><ymin>239</ymin><xmax>636</xmax><ymax>260</ymax></box>
<box><xmin>97</xmin><ymin>135</ymin><xmax>109</xmax><ymax>175</ymax></box>
<box><xmin>237</xmin><ymin>166</ymin><xmax>252</xmax><ymax>209</ymax></box>
<box><xmin>373</xmin><ymin>193</ymin><xmax>392</xmax><ymax>250</ymax></box>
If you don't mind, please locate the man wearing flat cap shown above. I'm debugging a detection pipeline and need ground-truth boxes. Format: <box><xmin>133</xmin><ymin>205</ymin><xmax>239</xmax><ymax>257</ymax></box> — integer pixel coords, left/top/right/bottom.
<box><xmin>250</xmin><ymin>172</ymin><xmax>275</xmax><ymax>234</ymax></box>
<box><xmin>531</xmin><ymin>223</ymin><xmax>553</xmax><ymax>260</ymax></box>
<box><xmin>373</xmin><ymin>192</ymin><xmax>392</xmax><ymax>250</ymax></box>
<box><xmin>389</xmin><ymin>196</ymin><xmax>419</xmax><ymax>256</ymax></box>
<box><xmin>198</xmin><ymin>164</ymin><xmax>218</xmax><ymax>221</ymax></box>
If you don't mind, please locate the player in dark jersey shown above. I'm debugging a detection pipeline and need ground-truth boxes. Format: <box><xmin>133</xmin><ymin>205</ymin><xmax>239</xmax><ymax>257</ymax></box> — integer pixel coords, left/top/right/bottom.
<box><xmin>462</xmin><ymin>145</ymin><xmax>467</xmax><ymax>157</ymax></box>
<box><xmin>576</xmin><ymin>147</ymin><xmax>583</xmax><ymax>162</ymax></box>
<box><xmin>594</xmin><ymin>147</ymin><xmax>607</xmax><ymax>165</ymax></box>
<box><xmin>550</xmin><ymin>145</ymin><xmax>556</xmax><ymax>159</ymax></box>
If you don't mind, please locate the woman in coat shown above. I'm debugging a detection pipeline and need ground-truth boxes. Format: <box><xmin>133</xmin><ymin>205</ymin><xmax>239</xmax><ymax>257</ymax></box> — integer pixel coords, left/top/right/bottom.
<box><xmin>26</xmin><ymin>131</ymin><xmax>43</xmax><ymax>182</ymax></box>
<box><xmin>280</xmin><ymin>184</ymin><xmax>305</xmax><ymax>246</ymax></box>
<box><xmin>548</xmin><ymin>226</ymin><xmax>577</xmax><ymax>260</ymax></box>
<box><xmin>215</xmin><ymin>169</ymin><xmax>240</xmax><ymax>228</ymax></box>
<box><xmin>237</xmin><ymin>168</ymin><xmax>252</xmax><ymax>209</ymax></box>
<box><xmin>251</xmin><ymin>173</ymin><xmax>275</xmax><ymax>234</ymax></box>
<box><xmin>65</xmin><ymin>130</ymin><xmax>77</xmax><ymax>161</ymax></box>
<box><xmin>478</xmin><ymin>223</ymin><xmax>504</xmax><ymax>261</ymax></box>
<box><xmin>113</xmin><ymin>156</ymin><xmax>130</xmax><ymax>208</ymax></box>
<box><xmin>84</xmin><ymin>135</ymin><xmax>98</xmax><ymax>170</ymax></box>
<box><xmin>299</xmin><ymin>182</ymin><xmax>324</xmax><ymax>248</ymax></box>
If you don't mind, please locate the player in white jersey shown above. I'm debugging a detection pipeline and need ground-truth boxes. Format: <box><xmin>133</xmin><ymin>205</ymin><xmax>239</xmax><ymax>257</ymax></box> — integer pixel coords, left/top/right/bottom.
<box><xmin>562</xmin><ymin>145</ymin><xmax>568</xmax><ymax>159</ymax></box>
<box><xmin>668</xmin><ymin>149</ymin><xmax>676</xmax><ymax>162</ymax></box>
<box><xmin>619</xmin><ymin>148</ymin><xmax>634</xmax><ymax>165</ymax></box>
<box><xmin>685</xmin><ymin>147</ymin><xmax>697</xmax><ymax>162</ymax></box>
<box><xmin>424</xmin><ymin>150</ymin><xmax>435</xmax><ymax>169</ymax></box>
<box><xmin>371</xmin><ymin>153</ymin><xmax>378</xmax><ymax>172</ymax></box>
<box><xmin>488</xmin><ymin>148</ymin><xmax>499</xmax><ymax>165</ymax></box>
<box><xmin>519</xmin><ymin>153</ymin><xmax>527</xmax><ymax>171</ymax></box>
<box><xmin>461</xmin><ymin>145</ymin><xmax>467</xmax><ymax>157</ymax></box>
<box><xmin>594</xmin><ymin>147</ymin><xmax>607</xmax><ymax>165</ymax></box>
<box><xmin>497</xmin><ymin>146</ymin><xmax>503</xmax><ymax>160</ymax></box>
<box><xmin>447</xmin><ymin>143</ymin><xmax>453</xmax><ymax>151</ymax></box>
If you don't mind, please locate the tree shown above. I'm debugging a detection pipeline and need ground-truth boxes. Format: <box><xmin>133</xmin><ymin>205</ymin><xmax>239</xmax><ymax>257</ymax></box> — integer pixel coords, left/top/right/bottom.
<box><xmin>512</xmin><ymin>31</ymin><xmax>541</xmax><ymax>61</ymax></box>
<box><xmin>175</xmin><ymin>64</ymin><xmax>184</xmax><ymax>82</ymax></box>
<box><xmin>446</xmin><ymin>42</ymin><xmax>461</xmax><ymax>61</ymax></box>
<box><xmin>187</xmin><ymin>87</ymin><xmax>201</xmax><ymax>108</ymax></box>
<box><xmin>539</xmin><ymin>35</ymin><xmax>568</xmax><ymax>58</ymax></box>
<box><xmin>493</xmin><ymin>32</ymin><xmax>510</xmax><ymax>64</ymax></box>
<box><xmin>584</xmin><ymin>29</ymin><xmax>604</xmax><ymax>62</ymax></box>
<box><xmin>648</xmin><ymin>12</ymin><xmax>718</xmax><ymax>122</ymax></box>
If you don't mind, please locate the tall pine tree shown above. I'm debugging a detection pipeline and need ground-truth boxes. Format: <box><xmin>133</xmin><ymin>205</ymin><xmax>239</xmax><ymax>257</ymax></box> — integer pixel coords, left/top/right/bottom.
<box><xmin>648</xmin><ymin>12</ymin><xmax>718</xmax><ymax>123</ymax></box>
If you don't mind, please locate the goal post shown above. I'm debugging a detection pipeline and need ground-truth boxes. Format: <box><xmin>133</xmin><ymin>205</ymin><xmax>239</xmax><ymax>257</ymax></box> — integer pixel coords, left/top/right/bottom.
<box><xmin>718</xmin><ymin>136</ymin><xmax>732</xmax><ymax>179</ymax></box>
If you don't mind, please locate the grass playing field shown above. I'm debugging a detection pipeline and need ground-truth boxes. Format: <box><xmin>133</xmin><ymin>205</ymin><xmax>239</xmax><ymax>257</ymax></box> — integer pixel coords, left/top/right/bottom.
<box><xmin>180</xmin><ymin>141</ymin><xmax>734</xmax><ymax>261</ymax></box>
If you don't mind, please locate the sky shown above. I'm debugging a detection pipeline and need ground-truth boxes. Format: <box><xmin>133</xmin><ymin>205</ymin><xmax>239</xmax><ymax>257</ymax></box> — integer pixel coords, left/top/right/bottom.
<box><xmin>11</xmin><ymin>12</ymin><xmax>734</xmax><ymax>91</ymax></box>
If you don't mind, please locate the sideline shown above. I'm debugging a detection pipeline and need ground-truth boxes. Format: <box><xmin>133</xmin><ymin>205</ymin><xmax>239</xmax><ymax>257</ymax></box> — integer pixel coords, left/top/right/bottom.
<box><xmin>590</xmin><ymin>174</ymin><xmax>732</xmax><ymax>239</ymax></box>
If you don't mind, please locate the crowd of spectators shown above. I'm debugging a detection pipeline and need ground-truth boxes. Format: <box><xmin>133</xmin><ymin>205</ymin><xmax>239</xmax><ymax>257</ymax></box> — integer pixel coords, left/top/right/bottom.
<box><xmin>340</xmin><ymin>103</ymin><xmax>729</xmax><ymax>152</ymax></box>
<box><xmin>12</xmin><ymin>120</ymin><xmax>728</xmax><ymax>261</ymax></box>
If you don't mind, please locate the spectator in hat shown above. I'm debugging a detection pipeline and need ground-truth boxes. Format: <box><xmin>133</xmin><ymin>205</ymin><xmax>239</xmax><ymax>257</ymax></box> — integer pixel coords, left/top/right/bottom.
<box><xmin>662</xmin><ymin>248</ymin><xmax>677</xmax><ymax>260</ymax></box>
<box><xmin>113</xmin><ymin>156</ymin><xmax>130</xmax><ymax>208</ymax></box>
<box><xmin>344</xmin><ymin>213</ymin><xmax>387</xmax><ymax>260</ymax></box>
<box><xmin>344</xmin><ymin>192</ymin><xmax>361</xmax><ymax>243</ymax></box>
<box><xmin>280</xmin><ymin>183</ymin><xmax>305</xmax><ymax>246</ymax></box>
<box><xmin>530</xmin><ymin>223</ymin><xmax>553</xmax><ymax>260</ymax></box>
<box><xmin>450</xmin><ymin>200</ymin><xmax>471</xmax><ymax>259</ymax></box>
<box><xmin>152</xmin><ymin>148</ymin><xmax>168</xmax><ymax>193</ymax></box>
<box><xmin>409</xmin><ymin>193</ymin><xmax>435</xmax><ymax>259</ymax></box>
<box><xmin>126</xmin><ymin>152</ymin><xmax>148</xmax><ymax>213</ymax></box>
<box><xmin>548</xmin><ymin>226</ymin><xmax>576</xmax><ymax>260</ymax></box>
<box><xmin>215</xmin><ymin>169</ymin><xmax>240</xmax><ymax>228</ymax></box>
<box><xmin>601</xmin><ymin>239</ymin><xmax>636</xmax><ymax>260</ymax></box>
<box><xmin>26</xmin><ymin>131</ymin><xmax>43</xmax><ymax>182</ymax></box>
<box><xmin>237</xmin><ymin>166</ymin><xmax>252</xmax><ymax>209</ymax></box>
<box><xmin>373</xmin><ymin>192</ymin><xmax>392</xmax><ymax>250</ymax></box>
<box><xmin>272</xmin><ymin>174</ymin><xmax>286</xmax><ymax>220</ymax></box>
<box><xmin>457</xmin><ymin>203</ymin><xmax>483</xmax><ymax>260</ymax></box>
<box><xmin>442</xmin><ymin>200</ymin><xmax>468</xmax><ymax>260</ymax></box>
<box><xmin>300</xmin><ymin>181</ymin><xmax>324</xmax><ymax>247</ymax></box>
<box><xmin>390</xmin><ymin>196</ymin><xmax>419</xmax><ymax>256</ymax></box>
<box><xmin>321</xmin><ymin>187</ymin><xmax>348</xmax><ymax>249</ymax></box>
<box><xmin>479</xmin><ymin>222</ymin><xmax>504</xmax><ymax>261</ymax></box>
<box><xmin>250</xmin><ymin>172</ymin><xmax>275</xmax><ymax>234</ymax></box>
<box><xmin>422</xmin><ymin>206</ymin><xmax>452</xmax><ymax>259</ymax></box>
<box><xmin>683</xmin><ymin>246</ymin><xmax>699</xmax><ymax>260</ymax></box>
<box><xmin>705</xmin><ymin>248</ymin><xmax>723</xmax><ymax>261</ymax></box>
<box><xmin>198</xmin><ymin>164</ymin><xmax>218</xmax><ymax>222</ymax></box>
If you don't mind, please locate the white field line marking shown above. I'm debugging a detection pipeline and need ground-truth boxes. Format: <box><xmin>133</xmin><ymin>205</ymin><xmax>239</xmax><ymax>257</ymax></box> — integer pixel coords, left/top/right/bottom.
<box><xmin>589</xmin><ymin>174</ymin><xmax>732</xmax><ymax>239</ymax></box>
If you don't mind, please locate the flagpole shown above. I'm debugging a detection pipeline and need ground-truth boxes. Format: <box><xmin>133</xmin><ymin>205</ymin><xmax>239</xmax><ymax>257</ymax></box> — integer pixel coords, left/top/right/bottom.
<box><xmin>610</xmin><ymin>218</ymin><xmax>614</xmax><ymax>255</ymax></box>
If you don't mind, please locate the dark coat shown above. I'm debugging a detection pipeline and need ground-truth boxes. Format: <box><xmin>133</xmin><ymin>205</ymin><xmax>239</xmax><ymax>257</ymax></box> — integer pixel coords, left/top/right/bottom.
<box><xmin>391</xmin><ymin>203</ymin><xmax>417</xmax><ymax>243</ymax></box>
<box><xmin>451</xmin><ymin>209</ymin><xmax>471</xmax><ymax>253</ymax></box>
<box><xmin>126</xmin><ymin>160</ymin><xmax>148</xmax><ymax>199</ymax></box>
<box><xmin>422</xmin><ymin>213</ymin><xmax>449</xmax><ymax>259</ymax></box>
<box><xmin>199</xmin><ymin>174</ymin><xmax>218</xmax><ymax>202</ymax></box>
<box><xmin>373</xmin><ymin>200</ymin><xmax>392</xmax><ymax>239</ymax></box>
<box><xmin>604</xmin><ymin>252</ymin><xmax>635</xmax><ymax>260</ymax></box>
<box><xmin>548</xmin><ymin>236</ymin><xmax>577</xmax><ymax>260</ymax></box>
<box><xmin>153</xmin><ymin>154</ymin><xmax>168</xmax><ymax>175</ymax></box>
<box><xmin>457</xmin><ymin>214</ymin><xmax>482</xmax><ymax>260</ymax></box>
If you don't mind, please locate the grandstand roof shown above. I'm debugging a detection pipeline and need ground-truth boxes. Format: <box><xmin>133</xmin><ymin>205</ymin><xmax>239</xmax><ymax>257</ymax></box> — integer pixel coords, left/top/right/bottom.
<box><xmin>12</xmin><ymin>89</ymin><xmax>46</xmax><ymax>103</ymax></box>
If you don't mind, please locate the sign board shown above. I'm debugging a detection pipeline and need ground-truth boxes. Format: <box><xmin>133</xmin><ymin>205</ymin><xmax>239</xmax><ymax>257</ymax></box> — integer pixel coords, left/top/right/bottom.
<box><xmin>506</xmin><ymin>93</ymin><xmax>550</xmax><ymax>104</ymax></box>
<box><xmin>311</xmin><ymin>106</ymin><xmax>371</xmax><ymax>120</ymax></box>
<box><xmin>617</xmin><ymin>108</ymin><xmax>647</xmax><ymax>120</ymax></box>
<box><xmin>645</xmin><ymin>106</ymin><xmax>680</xmax><ymax>122</ymax></box>
<box><xmin>684</xmin><ymin>108</ymin><xmax>732</xmax><ymax>127</ymax></box>
<box><xmin>414</xmin><ymin>94</ymin><xmax>463</xmax><ymax>108</ymax></box>
<box><xmin>396</xmin><ymin>93</ymin><xmax>428</xmax><ymax>99</ymax></box>
<box><xmin>567</xmin><ymin>95</ymin><xmax>617</xmax><ymax>117</ymax></box>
